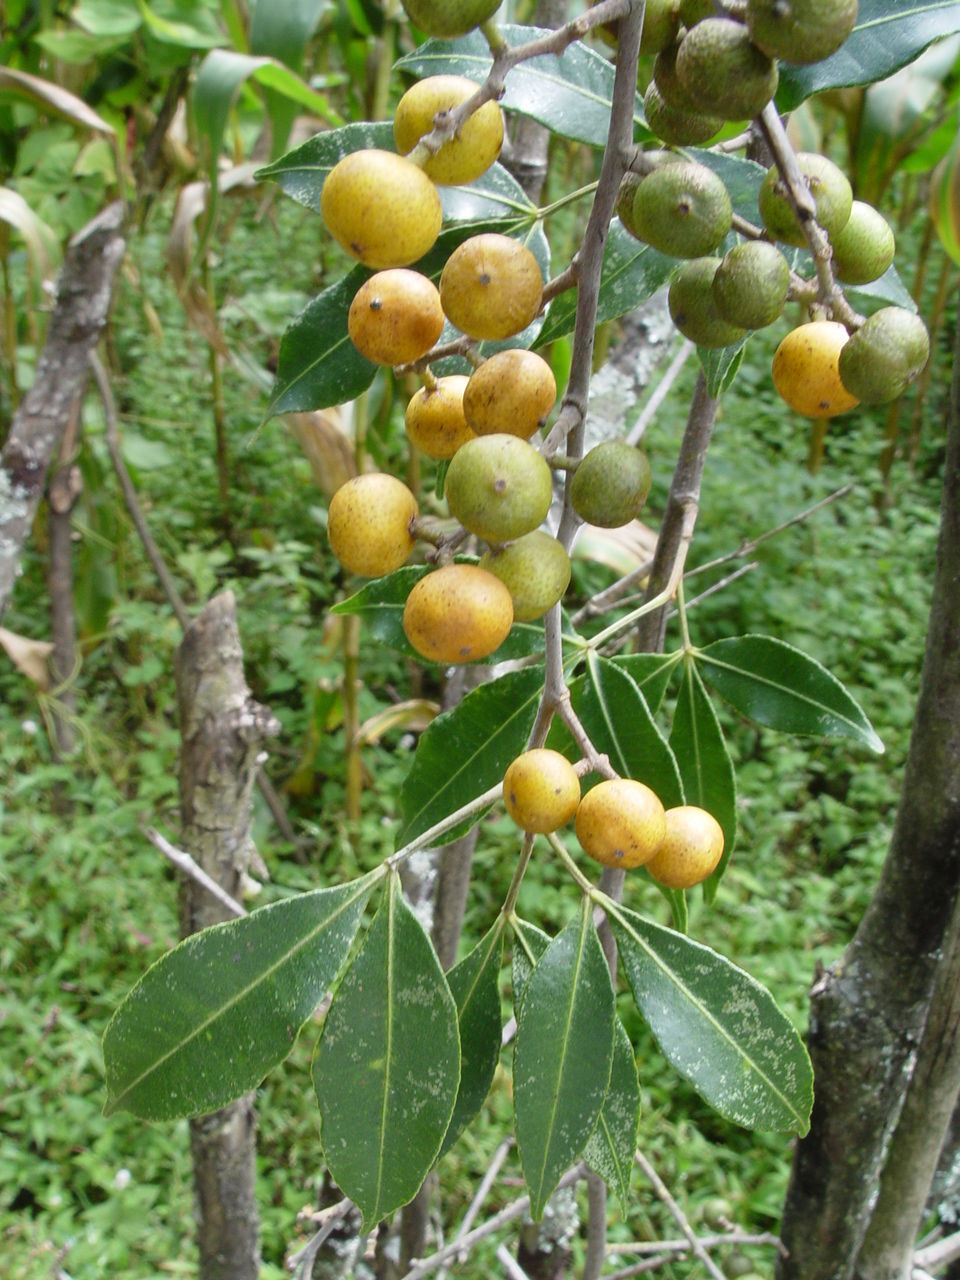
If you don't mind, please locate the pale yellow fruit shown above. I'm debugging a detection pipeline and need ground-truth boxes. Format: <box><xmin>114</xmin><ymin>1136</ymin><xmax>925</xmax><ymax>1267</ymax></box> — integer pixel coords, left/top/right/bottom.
<box><xmin>402</xmin><ymin>563</ymin><xmax>513</xmax><ymax>664</ymax></box>
<box><xmin>440</xmin><ymin>234</ymin><xmax>543</xmax><ymax>340</ymax></box>
<box><xmin>503</xmin><ymin>749</ymin><xmax>581</xmax><ymax>834</ymax></box>
<box><xmin>772</xmin><ymin>321</ymin><xmax>859</xmax><ymax>419</ymax></box>
<box><xmin>348</xmin><ymin>270</ymin><xmax>444</xmax><ymax>365</ymax></box>
<box><xmin>646</xmin><ymin>806</ymin><xmax>724</xmax><ymax>889</ymax></box>
<box><xmin>405</xmin><ymin>375</ymin><xmax>476</xmax><ymax>460</ymax></box>
<box><xmin>321</xmin><ymin>149</ymin><xmax>442</xmax><ymax>269</ymax></box>
<box><xmin>394</xmin><ymin>75</ymin><xmax>504</xmax><ymax>186</ymax></box>
<box><xmin>327</xmin><ymin>474</ymin><xmax>419</xmax><ymax>577</ymax></box>
<box><xmin>463</xmin><ymin>349</ymin><xmax>557</xmax><ymax>439</ymax></box>
<box><xmin>575</xmin><ymin>779</ymin><xmax>666</xmax><ymax>870</ymax></box>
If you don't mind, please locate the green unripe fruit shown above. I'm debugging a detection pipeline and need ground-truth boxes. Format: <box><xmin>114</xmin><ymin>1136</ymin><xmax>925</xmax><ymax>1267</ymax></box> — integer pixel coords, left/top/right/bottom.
<box><xmin>653</xmin><ymin>40</ymin><xmax>689</xmax><ymax>109</ymax></box>
<box><xmin>679</xmin><ymin>0</ymin><xmax>714</xmax><ymax>25</ymax></box>
<box><xmin>677</xmin><ymin>19</ymin><xmax>778</xmax><ymax>122</ymax></box>
<box><xmin>401</xmin><ymin>0</ymin><xmax>501</xmax><ymax>37</ymax></box>
<box><xmin>712</xmin><ymin>241</ymin><xmax>790</xmax><ymax>329</ymax></box>
<box><xmin>445</xmin><ymin>433</ymin><xmax>553</xmax><ymax>542</ymax></box>
<box><xmin>746</xmin><ymin>0</ymin><xmax>858</xmax><ymax>64</ymax></box>
<box><xmin>639</xmin><ymin>0</ymin><xmax>682</xmax><ymax>54</ymax></box>
<box><xmin>831</xmin><ymin>200</ymin><xmax>895</xmax><ymax>285</ymax></box>
<box><xmin>668</xmin><ymin>258</ymin><xmax>747</xmax><ymax>348</ymax></box>
<box><xmin>759</xmin><ymin>152</ymin><xmax>853</xmax><ymax>246</ymax></box>
<box><xmin>630</xmin><ymin>161</ymin><xmax>732</xmax><ymax>258</ymax></box>
<box><xmin>838</xmin><ymin>307</ymin><xmax>930</xmax><ymax>405</ymax></box>
<box><xmin>480</xmin><ymin>531</ymin><xmax>571</xmax><ymax>621</ymax></box>
<box><xmin>643</xmin><ymin>80</ymin><xmax>722</xmax><ymax>146</ymax></box>
<box><xmin>570</xmin><ymin>442</ymin><xmax>652</xmax><ymax>528</ymax></box>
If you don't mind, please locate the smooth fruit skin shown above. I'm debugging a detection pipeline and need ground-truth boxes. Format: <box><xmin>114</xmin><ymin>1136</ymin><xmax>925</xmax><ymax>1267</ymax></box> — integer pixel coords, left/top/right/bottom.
<box><xmin>838</xmin><ymin>308</ymin><xmax>930</xmax><ymax>405</ymax></box>
<box><xmin>405</xmin><ymin>375</ymin><xmax>476</xmax><ymax>459</ymax></box>
<box><xmin>401</xmin><ymin>0</ymin><xmax>501</xmax><ymax>36</ymax></box>
<box><xmin>831</xmin><ymin>200</ymin><xmax>895</xmax><ymax>285</ymax></box>
<box><xmin>440</xmin><ymin>234</ymin><xmax>543</xmax><ymax>340</ymax></box>
<box><xmin>646</xmin><ymin>806</ymin><xmax>724</xmax><ymax>889</ymax></box>
<box><xmin>480</xmin><ymin>530</ymin><xmax>571</xmax><ymax>621</ymax></box>
<box><xmin>631</xmin><ymin>162</ymin><xmax>732</xmax><ymax>259</ymax></box>
<box><xmin>759</xmin><ymin>153</ymin><xmax>853</xmax><ymax>247</ymax></box>
<box><xmin>570</xmin><ymin>442</ymin><xmax>652</xmax><ymax>528</ymax></box>
<box><xmin>668</xmin><ymin>258</ymin><xmax>747</xmax><ymax>349</ymax></box>
<box><xmin>393</xmin><ymin>76</ymin><xmax>504</xmax><ymax>186</ymax></box>
<box><xmin>712</xmin><ymin>241</ymin><xmax>790</xmax><ymax>330</ymax></box>
<box><xmin>463</xmin><ymin>349</ymin><xmax>556</xmax><ymax>439</ymax></box>
<box><xmin>348</xmin><ymin>270</ymin><xmax>445</xmax><ymax>365</ymax></box>
<box><xmin>746</xmin><ymin>0</ymin><xmax>858</xmax><ymax>64</ymax></box>
<box><xmin>444</xmin><ymin>433</ymin><xmax>553</xmax><ymax>543</ymax></box>
<box><xmin>639</xmin><ymin>0</ymin><xmax>682</xmax><ymax>54</ymax></box>
<box><xmin>772</xmin><ymin>321</ymin><xmax>859</xmax><ymax>419</ymax></box>
<box><xmin>643</xmin><ymin>80</ymin><xmax>722</xmax><ymax>146</ymax></box>
<box><xmin>327</xmin><ymin>474</ymin><xmax>419</xmax><ymax>577</ymax></box>
<box><xmin>676</xmin><ymin>19</ymin><xmax>779</xmax><ymax>122</ymax></box>
<box><xmin>402</xmin><ymin>563</ymin><xmax>513</xmax><ymax>664</ymax></box>
<box><xmin>503</xmin><ymin>749</ymin><xmax>581</xmax><ymax>834</ymax></box>
<box><xmin>321</xmin><ymin>150</ymin><xmax>442</xmax><ymax>268</ymax></box>
<box><xmin>575</xmin><ymin>779</ymin><xmax>667</xmax><ymax>870</ymax></box>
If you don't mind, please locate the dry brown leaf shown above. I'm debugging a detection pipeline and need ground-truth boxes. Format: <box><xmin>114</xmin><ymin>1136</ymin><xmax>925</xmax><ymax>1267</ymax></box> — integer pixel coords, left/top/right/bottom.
<box><xmin>0</xmin><ymin>627</ymin><xmax>54</xmax><ymax>689</ymax></box>
<box><xmin>286</xmin><ymin>409</ymin><xmax>357</xmax><ymax>496</ymax></box>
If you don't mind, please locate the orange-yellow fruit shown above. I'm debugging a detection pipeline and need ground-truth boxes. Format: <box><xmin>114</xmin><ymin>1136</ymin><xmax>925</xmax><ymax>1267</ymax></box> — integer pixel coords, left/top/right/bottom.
<box><xmin>405</xmin><ymin>375</ymin><xmax>476</xmax><ymax>459</ymax></box>
<box><xmin>440</xmin><ymin>234</ymin><xmax>543</xmax><ymax>341</ymax></box>
<box><xmin>321</xmin><ymin>149</ymin><xmax>442</xmax><ymax>268</ymax></box>
<box><xmin>348</xmin><ymin>270</ymin><xmax>445</xmax><ymax>365</ymax></box>
<box><xmin>463</xmin><ymin>349</ymin><xmax>557</xmax><ymax>439</ymax></box>
<box><xmin>646</xmin><ymin>806</ymin><xmax>724</xmax><ymax>889</ymax></box>
<box><xmin>394</xmin><ymin>75</ymin><xmax>504</xmax><ymax>186</ymax></box>
<box><xmin>327</xmin><ymin>473</ymin><xmax>419</xmax><ymax>577</ymax></box>
<box><xmin>503</xmin><ymin>749</ymin><xmax>581</xmax><ymax>834</ymax></box>
<box><xmin>772</xmin><ymin>321</ymin><xmax>859</xmax><ymax>419</ymax></box>
<box><xmin>575</xmin><ymin>779</ymin><xmax>666</xmax><ymax>870</ymax></box>
<box><xmin>402</xmin><ymin>563</ymin><xmax>513</xmax><ymax>664</ymax></box>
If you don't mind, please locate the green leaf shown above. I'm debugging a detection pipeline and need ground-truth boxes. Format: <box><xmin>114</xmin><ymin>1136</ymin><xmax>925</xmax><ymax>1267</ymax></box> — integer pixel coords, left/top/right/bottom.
<box><xmin>608</xmin><ymin>902</ymin><xmax>813</xmax><ymax>1134</ymax></box>
<box><xmin>440</xmin><ymin>920</ymin><xmax>504</xmax><ymax>1157</ymax></box>
<box><xmin>397</xmin><ymin>666</ymin><xmax>545</xmax><ymax>848</ymax></box>
<box><xmin>610</xmin><ymin>651</ymin><xmax>682</xmax><ymax>713</ymax></box>
<box><xmin>535</xmin><ymin>221</ymin><xmax>675</xmax><ymax>348</ymax></box>
<box><xmin>691</xmin><ymin>151</ymin><xmax>766</xmax><ymax>224</ymax></box>
<box><xmin>312</xmin><ymin>874</ymin><xmax>460</xmax><ymax>1230</ymax></box>
<box><xmin>583</xmin><ymin>1019</ymin><xmax>640</xmax><ymax>1217</ymax></box>
<box><xmin>102</xmin><ymin>875</ymin><xmax>377</xmax><ymax>1119</ymax></box>
<box><xmin>698</xmin><ymin>339</ymin><xmax>747</xmax><ymax>398</ymax></box>
<box><xmin>511</xmin><ymin>916</ymin><xmax>552</xmax><ymax>1012</ymax></box>
<box><xmin>138</xmin><ymin>0</ymin><xmax>220</xmax><ymax>47</ymax></box>
<box><xmin>395</xmin><ymin>24</ymin><xmax>646</xmax><ymax>149</ymax></box>
<box><xmin>34</xmin><ymin>28</ymin><xmax>128</xmax><ymax>62</ymax></box>
<box><xmin>73</xmin><ymin>0</ymin><xmax>143</xmax><ymax>37</ymax></box>
<box><xmin>846</xmin><ymin>263</ymin><xmax>917</xmax><ymax>312</ymax></box>
<box><xmin>250</xmin><ymin>0</ymin><xmax>331</xmax><ymax>156</ymax></box>
<box><xmin>669</xmin><ymin>658</ymin><xmax>737</xmax><ymax>902</ymax></box>
<box><xmin>514</xmin><ymin>897</ymin><xmax>616</xmax><ymax>1218</ymax></box>
<box><xmin>777</xmin><ymin>0</ymin><xmax>960</xmax><ymax>112</ymax></box>
<box><xmin>696</xmin><ymin>634</ymin><xmax>884</xmax><ymax>753</ymax></box>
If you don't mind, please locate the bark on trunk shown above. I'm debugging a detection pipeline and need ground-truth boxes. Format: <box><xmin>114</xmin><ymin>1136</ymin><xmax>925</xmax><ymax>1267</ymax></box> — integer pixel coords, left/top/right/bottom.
<box><xmin>47</xmin><ymin>396</ymin><xmax>84</xmax><ymax>756</ymax></box>
<box><xmin>176</xmin><ymin>591</ymin><xmax>280</xmax><ymax>1280</ymax></box>
<box><xmin>0</xmin><ymin>202</ymin><xmax>124</xmax><ymax>619</ymax></box>
<box><xmin>776</xmin><ymin>309</ymin><xmax>960</xmax><ymax>1280</ymax></box>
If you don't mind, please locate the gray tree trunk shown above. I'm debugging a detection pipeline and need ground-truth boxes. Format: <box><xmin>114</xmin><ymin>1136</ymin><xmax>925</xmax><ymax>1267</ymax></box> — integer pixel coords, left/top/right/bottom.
<box><xmin>776</xmin><ymin>314</ymin><xmax>960</xmax><ymax>1280</ymax></box>
<box><xmin>176</xmin><ymin>591</ymin><xmax>280</xmax><ymax>1280</ymax></box>
<box><xmin>47</xmin><ymin>396</ymin><xmax>84</xmax><ymax>757</ymax></box>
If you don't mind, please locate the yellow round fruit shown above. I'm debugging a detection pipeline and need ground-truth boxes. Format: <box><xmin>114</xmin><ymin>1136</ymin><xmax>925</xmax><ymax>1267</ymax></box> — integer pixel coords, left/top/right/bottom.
<box><xmin>463</xmin><ymin>349</ymin><xmax>557</xmax><ymax>439</ymax></box>
<box><xmin>405</xmin><ymin>375</ymin><xmax>476</xmax><ymax>459</ymax></box>
<box><xmin>327</xmin><ymin>473</ymin><xmax>419</xmax><ymax>577</ymax></box>
<box><xmin>402</xmin><ymin>563</ymin><xmax>513</xmax><ymax>664</ymax></box>
<box><xmin>394</xmin><ymin>75</ymin><xmax>504</xmax><ymax>186</ymax></box>
<box><xmin>503</xmin><ymin>748</ymin><xmax>581</xmax><ymax>834</ymax></box>
<box><xmin>348</xmin><ymin>270</ymin><xmax>445</xmax><ymax>365</ymax></box>
<box><xmin>574</xmin><ymin>778</ymin><xmax>666</xmax><ymax>870</ymax></box>
<box><xmin>772</xmin><ymin>321</ymin><xmax>859</xmax><ymax>419</ymax></box>
<box><xmin>321</xmin><ymin>149</ymin><xmax>442</xmax><ymax>269</ymax></box>
<box><xmin>440</xmin><ymin>234</ymin><xmax>543</xmax><ymax>340</ymax></box>
<box><xmin>646</xmin><ymin>806</ymin><xmax>725</xmax><ymax>889</ymax></box>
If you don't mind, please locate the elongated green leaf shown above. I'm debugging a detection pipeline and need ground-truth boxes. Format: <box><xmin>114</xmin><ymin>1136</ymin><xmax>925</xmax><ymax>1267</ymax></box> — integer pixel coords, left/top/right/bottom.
<box><xmin>847</xmin><ymin>263</ymin><xmax>917</xmax><ymax>312</ymax></box>
<box><xmin>583</xmin><ymin>1019</ymin><xmax>640</xmax><ymax>1217</ymax></box>
<box><xmin>700</xmin><ymin>340</ymin><xmax>747</xmax><ymax>398</ymax></box>
<box><xmin>691</xmin><ymin>151</ymin><xmax>766</xmax><ymax>224</ymax></box>
<box><xmin>312</xmin><ymin>875</ymin><xmax>460</xmax><ymax>1229</ymax></box>
<box><xmin>669</xmin><ymin>658</ymin><xmax>737</xmax><ymax>901</ymax></box>
<box><xmin>608</xmin><ymin>902</ymin><xmax>813</xmax><ymax>1134</ymax></box>
<box><xmin>931</xmin><ymin>128</ymin><xmax>960</xmax><ymax>266</ymax></box>
<box><xmin>696</xmin><ymin>634</ymin><xmax>883</xmax><ymax>753</ymax></box>
<box><xmin>138</xmin><ymin>0</ymin><xmax>220</xmax><ymax>47</ymax></box>
<box><xmin>397</xmin><ymin>666</ymin><xmax>545</xmax><ymax>847</ymax></box>
<box><xmin>73</xmin><ymin>0</ymin><xmax>143</xmax><ymax>37</ymax></box>
<box><xmin>777</xmin><ymin>0</ymin><xmax>960</xmax><ymax>111</ymax></box>
<box><xmin>515</xmin><ymin>898</ymin><xmax>616</xmax><ymax>1218</ymax></box>
<box><xmin>440</xmin><ymin>920</ymin><xmax>504</xmax><ymax>1156</ymax></box>
<box><xmin>250</xmin><ymin>0</ymin><xmax>334</xmax><ymax>156</ymax></box>
<box><xmin>395</xmin><ymin>24</ymin><xmax>646</xmax><ymax>149</ymax></box>
<box><xmin>511</xmin><ymin>916</ymin><xmax>552</xmax><ymax>1011</ymax></box>
<box><xmin>611</xmin><ymin>651</ymin><xmax>682</xmax><ymax>713</ymax></box>
<box><xmin>102</xmin><ymin>875</ymin><xmax>377</xmax><ymax>1119</ymax></box>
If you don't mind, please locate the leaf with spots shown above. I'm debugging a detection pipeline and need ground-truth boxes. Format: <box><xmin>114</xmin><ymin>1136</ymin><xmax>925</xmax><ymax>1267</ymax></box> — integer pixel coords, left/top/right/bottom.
<box><xmin>511</xmin><ymin>916</ymin><xmax>551</xmax><ymax>1012</ymax></box>
<box><xmin>583</xmin><ymin>1018</ymin><xmax>640</xmax><ymax>1217</ymax></box>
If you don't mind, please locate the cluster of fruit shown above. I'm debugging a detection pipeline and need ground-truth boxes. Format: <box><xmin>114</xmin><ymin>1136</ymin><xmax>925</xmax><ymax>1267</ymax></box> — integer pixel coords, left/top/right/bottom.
<box><xmin>503</xmin><ymin>748</ymin><xmax>725</xmax><ymax>890</ymax></box>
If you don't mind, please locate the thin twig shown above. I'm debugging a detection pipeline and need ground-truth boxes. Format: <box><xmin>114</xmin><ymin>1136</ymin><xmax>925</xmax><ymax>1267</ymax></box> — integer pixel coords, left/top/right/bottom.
<box><xmin>666</xmin><ymin>561</ymin><xmax>758</xmax><ymax>617</ymax></box>
<box><xmin>626</xmin><ymin>340</ymin><xmax>695</xmax><ymax>447</ymax></box>
<box><xmin>915</xmin><ymin>1230</ymin><xmax>960</xmax><ymax>1271</ymax></box>
<box><xmin>582</xmin><ymin>1171</ymin><xmax>607</xmax><ymax>1280</ymax></box>
<box><xmin>287</xmin><ymin>1198</ymin><xmax>353</xmax><ymax>1276</ymax></box>
<box><xmin>634</xmin><ymin>1151</ymin><xmax>726</xmax><ymax>1280</ymax></box>
<box><xmin>570</xmin><ymin>558</ymin><xmax>655</xmax><ymax>626</ymax></box>
<box><xmin>605</xmin><ymin>1230</ymin><xmax>786</xmax><ymax>1256</ymax></box>
<box><xmin>603</xmin><ymin>1253</ymin><xmax>685</xmax><ymax>1278</ymax></box>
<box><xmin>452</xmin><ymin>1138</ymin><xmax>514</xmax><ymax>1253</ymax></box>
<box><xmin>386</xmin><ymin>779</ymin><xmax>504</xmax><ymax>870</ymax></box>
<box><xmin>144</xmin><ymin>826</ymin><xmax>246</xmax><ymax>918</ymax></box>
<box><xmin>497</xmin><ymin>1243</ymin><xmax>533</xmax><ymax>1280</ymax></box>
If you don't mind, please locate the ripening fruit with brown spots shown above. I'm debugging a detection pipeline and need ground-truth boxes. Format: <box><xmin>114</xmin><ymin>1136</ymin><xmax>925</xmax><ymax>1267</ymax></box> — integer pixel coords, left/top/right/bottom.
<box><xmin>772</xmin><ymin>321</ymin><xmax>859</xmax><ymax>419</ymax></box>
<box><xmin>402</xmin><ymin>563</ymin><xmax>513</xmax><ymax>664</ymax></box>
<box><xmin>321</xmin><ymin>149</ymin><xmax>442</xmax><ymax>268</ymax></box>
<box><xmin>463</xmin><ymin>349</ymin><xmax>557</xmax><ymax>440</ymax></box>
<box><xmin>405</xmin><ymin>375</ymin><xmax>476</xmax><ymax>459</ymax></box>
<box><xmin>394</xmin><ymin>75</ymin><xmax>504</xmax><ymax>186</ymax></box>
<box><xmin>445</xmin><ymin>433</ymin><xmax>553</xmax><ymax>543</ymax></box>
<box><xmin>348</xmin><ymin>270</ymin><xmax>445</xmax><ymax>365</ymax></box>
<box><xmin>440</xmin><ymin>234</ymin><xmax>543</xmax><ymax>340</ymax></box>
<box><xmin>575</xmin><ymin>779</ymin><xmax>666</xmax><ymax>870</ymax></box>
<box><xmin>503</xmin><ymin>749</ymin><xmax>581</xmax><ymax>834</ymax></box>
<box><xmin>327</xmin><ymin>474</ymin><xmax>419</xmax><ymax>577</ymax></box>
<box><xmin>646</xmin><ymin>806</ymin><xmax>725</xmax><ymax>889</ymax></box>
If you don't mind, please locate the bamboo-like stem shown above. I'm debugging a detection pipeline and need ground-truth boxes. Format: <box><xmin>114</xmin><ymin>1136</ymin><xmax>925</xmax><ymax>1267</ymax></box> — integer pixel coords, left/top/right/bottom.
<box><xmin>343</xmin><ymin>615</ymin><xmax>362</xmax><ymax>824</ymax></box>
<box><xmin>203</xmin><ymin>257</ymin><xmax>231</xmax><ymax>537</ymax></box>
